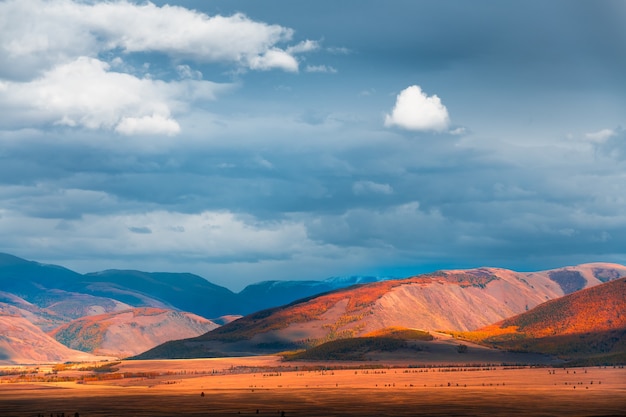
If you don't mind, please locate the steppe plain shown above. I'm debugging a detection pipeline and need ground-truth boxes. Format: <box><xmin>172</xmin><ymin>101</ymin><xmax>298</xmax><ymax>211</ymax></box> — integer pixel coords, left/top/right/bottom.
<box><xmin>1</xmin><ymin>356</ymin><xmax>625</xmax><ymax>417</ymax></box>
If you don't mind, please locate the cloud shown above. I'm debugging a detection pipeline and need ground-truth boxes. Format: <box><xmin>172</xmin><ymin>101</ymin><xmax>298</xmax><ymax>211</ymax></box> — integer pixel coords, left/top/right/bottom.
<box><xmin>129</xmin><ymin>226</ymin><xmax>152</xmax><ymax>234</ymax></box>
<box><xmin>115</xmin><ymin>115</ymin><xmax>180</xmax><ymax>136</ymax></box>
<box><xmin>0</xmin><ymin>208</ymin><xmax>311</xmax><ymax>263</ymax></box>
<box><xmin>248</xmin><ymin>49</ymin><xmax>299</xmax><ymax>72</ymax></box>
<box><xmin>352</xmin><ymin>181</ymin><xmax>393</xmax><ymax>195</ymax></box>
<box><xmin>593</xmin><ymin>127</ymin><xmax>626</xmax><ymax>160</ymax></box>
<box><xmin>305</xmin><ymin>65</ymin><xmax>337</xmax><ymax>73</ymax></box>
<box><xmin>0</xmin><ymin>57</ymin><xmax>224</xmax><ymax>135</ymax></box>
<box><xmin>384</xmin><ymin>85</ymin><xmax>450</xmax><ymax>132</ymax></box>
<box><xmin>0</xmin><ymin>0</ymin><xmax>301</xmax><ymax>78</ymax></box>
<box><xmin>287</xmin><ymin>40</ymin><xmax>321</xmax><ymax>54</ymax></box>
<box><xmin>585</xmin><ymin>128</ymin><xmax>615</xmax><ymax>142</ymax></box>
<box><xmin>0</xmin><ymin>0</ymin><xmax>318</xmax><ymax>134</ymax></box>
<box><xmin>449</xmin><ymin>127</ymin><xmax>466</xmax><ymax>135</ymax></box>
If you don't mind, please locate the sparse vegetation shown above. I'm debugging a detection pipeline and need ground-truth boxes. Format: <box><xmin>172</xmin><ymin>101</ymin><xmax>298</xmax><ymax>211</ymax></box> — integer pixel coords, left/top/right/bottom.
<box><xmin>283</xmin><ymin>328</ymin><xmax>434</xmax><ymax>361</ymax></box>
<box><xmin>364</xmin><ymin>327</ymin><xmax>434</xmax><ymax>341</ymax></box>
<box><xmin>285</xmin><ymin>336</ymin><xmax>412</xmax><ymax>361</ymax></box>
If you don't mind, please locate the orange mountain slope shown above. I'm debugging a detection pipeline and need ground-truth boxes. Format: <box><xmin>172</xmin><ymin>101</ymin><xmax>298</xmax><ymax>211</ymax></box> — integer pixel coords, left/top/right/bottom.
<box><xmin>450</xmin><ymin>277</ymin><xmax>626</xmax><ymax>362</ymax></box>
<box><xmin>135</xmin><ymin>263</ymin><xmax>626</xmax><ymax>359</ymax></box>
<box><xmin>0</xmin><ymin>315</ymin><xmax>110</xmax><ymax>364</ymax></box>
<box><xmin>50</xmin><ymin>307</ymin><xmax>219</xmax><ymax>358</ymax></box>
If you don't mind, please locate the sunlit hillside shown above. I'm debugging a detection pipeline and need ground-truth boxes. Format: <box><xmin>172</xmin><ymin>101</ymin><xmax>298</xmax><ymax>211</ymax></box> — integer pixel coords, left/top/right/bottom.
<box><xmin>450</xmin><ymin>277</ymin><xmax>626</xmax><ymax>363</ymax></box>
<box><xmin>136</xmin><ymin>264</ymin><xmax>626</xmax><ymax>360</ymax></box>
<box><xmin>50</xmin><ymin>307</ymin><xmax>219</xmax><ymax>358</ymax></box>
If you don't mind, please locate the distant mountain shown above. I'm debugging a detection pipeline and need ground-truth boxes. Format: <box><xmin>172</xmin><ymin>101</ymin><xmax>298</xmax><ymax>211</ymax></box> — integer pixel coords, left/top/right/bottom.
<box><xmin>451</xmin><ymin>277</ymin><xmax>626</xmax><ymax>364</ymax></box>
<box><xmin>0</xmin><ymin>253</ymin><xmax>389</xmax><ymax>360</ymax></box>
<box><xmin>50</xmin><ymin>307</ymin><xmax>219</xmax><ymax>358</ymax></box>
<box><xmin>0</xmin><ymin>315</ymin><xmax>109</xmax><ymax>364</ymax></box>
<box><xmin>135</xmin><ymin>263</ymin><xmax>626</xmax><ymax>359</ymax></box>
<box><xmin>236</xmin><ymin>276</ymin><xmax>382</xmax><ymax>314</ymax></box>
<box><xmin>0</xmin><ymin>253</ymin><xmax>385</xmax><ymax>321</ymax></box>
<box><xmin>80</xmin><ymin>270</ymin><xmax>238</xmax><ymax>318</ymax></box>
<box><xmin>0</xmin><ymin>253</ymin><xmax>84</xmax><ymax>297</ymax></box>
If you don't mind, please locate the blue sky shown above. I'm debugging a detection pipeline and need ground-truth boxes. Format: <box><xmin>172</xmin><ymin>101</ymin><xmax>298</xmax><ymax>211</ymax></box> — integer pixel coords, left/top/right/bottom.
<box><xmin>1</xmin><ymin>0</ymin><xmax>625</xmax><ymax>290</ymax></box>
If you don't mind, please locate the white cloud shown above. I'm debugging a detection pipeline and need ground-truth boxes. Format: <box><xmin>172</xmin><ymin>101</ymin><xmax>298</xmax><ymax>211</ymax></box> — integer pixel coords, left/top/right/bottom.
<box><xmin>305</xmin><ymin>65</ymin><xmax>337</xmax><ymax>73</ymax></box>
<box><xmin>352</xmin><ymin>181</ymin><xmax>393</xmax><ymax>195</ymax></box>
<box><xmin>0</xmin><ymin>208</ymin><xmax>311</xmax><ymax>262</ymax></box>
<box><xmin>176</xmin><ymin>65</ymin><xmax>202</xmax><ymax>81</ymax></box>
<box><xmin>248</xmin><ymin>49</ymin><xmax>299</xmax><ymax>72</ymax></box>
<box><xmin>0</xmin><ymin>57</ymin><xmax>225</xmax><ymax>135</ymax></box>
<box><xmin>384</xmin><ymin>85</ymin><xmax>450</xmax><ymax>132</ymax></box>
<box><xmin>585</xmin><ymin>128</ymin><xmax>615</xmax><ymax>142</ymax></box>
<box><xmin>287</xmin><ymin>40</ymin><xmax>320</xmax><ymax>54</ymax></box>
<box><xmin>115</xmin><ymin>115</ymin><xmax>180</xmax><ymax>136</ymax></box>
<box><xmin>0</xmin><ymin>0</ymin><xmax>314</xmax><ymax>134</ymax></box>
<box><xmin>0</xmin><ymin>0</ymin><xmax>301</xmax><ymax>78</ymax></box>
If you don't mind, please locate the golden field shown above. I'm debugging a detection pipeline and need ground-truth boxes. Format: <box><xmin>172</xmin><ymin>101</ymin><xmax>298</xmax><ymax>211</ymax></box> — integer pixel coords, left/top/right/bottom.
<box><xmin>1</xmin><ymin>357</ymin><xmax>625</xmax><ymax>416</ymax></box>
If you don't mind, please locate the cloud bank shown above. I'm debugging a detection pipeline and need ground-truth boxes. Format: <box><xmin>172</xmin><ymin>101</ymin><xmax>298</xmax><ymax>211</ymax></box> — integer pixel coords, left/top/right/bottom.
<box><xmin>1</xmin><ymin>1</ymin><xmax>625</xmax><ymax>290</ymax></box>
<box><xmin>0</xmin><ymin>0</ymin><xmax>315</xmax><ymax>135</ymax></box>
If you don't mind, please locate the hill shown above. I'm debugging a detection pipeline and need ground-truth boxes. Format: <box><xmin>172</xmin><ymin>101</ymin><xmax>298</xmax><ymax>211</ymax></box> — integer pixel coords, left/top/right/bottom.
<box><xmin>0</xmin><ymin>315</ymin><xmax>109</xmax><ymax>364</ymax></box>
<box><xmin>135</xmin><ymin>263</ymin><xmax>626</xmax><ymax>359</ymax></box>
<box><xmin>286</xmin><ymin>327</ymin><xmax>434</xmax><ymax>361</ymax></box>
<box><xmin>450</xmin><ymin>277</ymin><xmax>626</xmax><ymax>364</ymax></box>
<box><xmin>50</xmin><ymin>307</ymin><xmax>219</xmax><ymax>358</ymax></box>
<box><xmin>284</xmin><ymin>327</ymin><xmax>557</xmax><ymax>365</ymax></box>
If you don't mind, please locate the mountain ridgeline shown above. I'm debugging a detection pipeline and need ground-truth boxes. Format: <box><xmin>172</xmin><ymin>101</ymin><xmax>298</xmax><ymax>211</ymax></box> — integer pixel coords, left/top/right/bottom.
<box><xmin>0</xmin><ymin>253</ymin><xmax>381</xmax><ymax>362</ymax></box>
<box><xmin>0</xmin><ymin>253</ymin><xmax>382</xmax><ymax>321</ymax></box>
<box><xmin>135</xmin><ymin>263</ymin><xmax>626</xmax><ymax>360</ymax></box>
<box><xmin>1</xmin><ymin>252</ymin><xmax>626</xmax><ymax>363</ymax></box>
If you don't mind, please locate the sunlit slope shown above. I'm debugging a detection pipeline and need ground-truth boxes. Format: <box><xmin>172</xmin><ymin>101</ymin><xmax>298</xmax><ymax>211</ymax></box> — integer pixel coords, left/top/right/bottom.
<box><xmin>0</xmin><ymin>315</ymin><xmax>107</xmax><ymax>364</ymax></box>
<box><xmin>451</xmin><ymin>277</ymin><xmax>626</xmax><ymax>363</ymax></box>
<box><xmin>50</xmin><ymin>307</ymin><xmax>219</xmax><ymax>358</ymax></box>
<box><xmin>136</xmin><ymin>263</ymin><xmax>626</xmax><ymax>359</ymax></box>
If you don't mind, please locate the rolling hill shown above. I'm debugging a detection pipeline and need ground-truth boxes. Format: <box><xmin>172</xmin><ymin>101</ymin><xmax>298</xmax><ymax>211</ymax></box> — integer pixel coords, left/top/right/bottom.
<box><xmin>449</xmin><ymin>277</ymin><xmax>626</xmax><ymax>364</ymax></box>
<box><xmin>50</xmin><ymin>307</ymin><xmax>219</xmax><ymax>358</ymax></box>
<box><xmin>135</xmin><ymin>263</ymin><xmax>626</xmax><ymax>359</ymax></box>
<box><xmin>0</xmin><ymin>315</ymin><xmax>110</xmax><ymax>364</ymax></box>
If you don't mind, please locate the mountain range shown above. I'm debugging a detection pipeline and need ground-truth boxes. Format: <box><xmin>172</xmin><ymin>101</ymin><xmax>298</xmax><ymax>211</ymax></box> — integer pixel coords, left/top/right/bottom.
<box><xmin>135</xmin><ymin>263</ymin><xmax>626</xmax><ymax>360</ymax></box>
<box><xmin>1</xmin><ymin>252</ymin><xmax>625</xmax><ymax>364</ymax></box>
<box><xmin>0</xmin><ymin>252</ymin><xmax>381</xmax><ymax>363</ymax></box>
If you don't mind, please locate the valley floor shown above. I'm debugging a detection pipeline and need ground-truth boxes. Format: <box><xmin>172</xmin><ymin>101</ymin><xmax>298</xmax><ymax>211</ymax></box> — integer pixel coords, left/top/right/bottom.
<box><xmin>1</xmin><ymin>357</ymin><xmax>625</xmax><ymax>416</ymax></box>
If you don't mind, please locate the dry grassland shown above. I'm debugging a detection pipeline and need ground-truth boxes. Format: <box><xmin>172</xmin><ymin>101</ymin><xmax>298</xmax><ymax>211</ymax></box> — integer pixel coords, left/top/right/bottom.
<box><xmin>1</xmin><ymin>357</ymin><xmax>625</xmax><ymax>416</ymax></box>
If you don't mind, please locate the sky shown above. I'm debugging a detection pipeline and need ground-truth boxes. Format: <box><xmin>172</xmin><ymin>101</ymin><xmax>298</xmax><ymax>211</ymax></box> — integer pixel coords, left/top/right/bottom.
<box><xmin>1</xmin><ymin>0</ymin><xmax>625</xmax><ymax>291</ymax></box>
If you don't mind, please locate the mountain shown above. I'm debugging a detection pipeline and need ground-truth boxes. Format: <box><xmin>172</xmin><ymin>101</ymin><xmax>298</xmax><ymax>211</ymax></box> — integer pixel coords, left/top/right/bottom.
<box><xmin>0</xmin><ymin>315</ymin><xmax>109</xmax><ymax>364</ymax></box>
<box><xmin>0</xmin><ymin>253</ymin><xmax>84</xmax><ymax>299</ymax></box>
<box><xmin>135</xmin><ymin>263</ymin><xmax>626</xmax><ymax>359</ymax></box>
<box><xmin>0</xmin><ymin>253</ymin><xmax>385</xmax><ymax>321</ymax></box>
<box><xmin>450</xmin><ymin>277</ymin><xmax>626</xmax><ymax>364</ymax></box>
<box><xmin>236</xmin><ymin>276</ymin><xmax>382</xmax><ymax>315</ymax></box>
<box><xmin>2</xmin><ymin>252</ymin><xmax>626</xmax><ymax>362</ymax></box>
<box><xmin>50</xmin><ymin>307</ymin><xmax>219</xmax><ymax>358</ymax></box>
<box><xmin>0</xmin><ymin>253</ymin><xmax>391</xmax><ymax>361</ymax></box>
<box><xmin>80</xmin><ymin>270</ymin><xmax>238</xmax><ymax>318</ymax></box>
